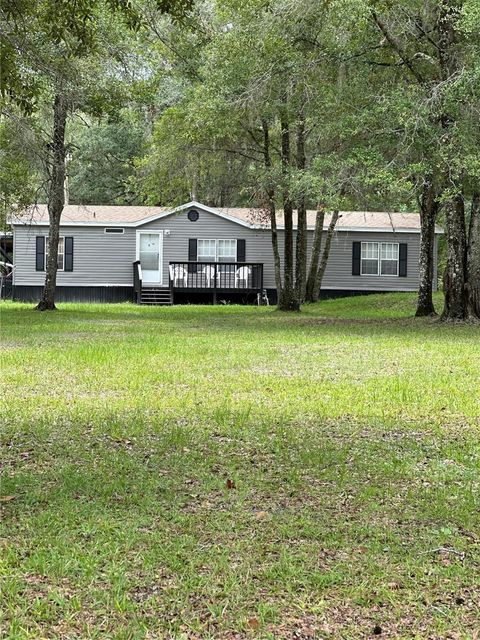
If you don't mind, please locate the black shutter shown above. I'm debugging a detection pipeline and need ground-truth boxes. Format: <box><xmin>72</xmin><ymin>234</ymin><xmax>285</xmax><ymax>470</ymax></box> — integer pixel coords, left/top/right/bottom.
<box><xmin>188</xmin><ymin>238</ymin><xmax>197</xmax><ymax>261</ymax></box>
<box><xmin>399</xmin><ymin>243</ymin><xmax>408</xmax><ymax>277</ymax></box>
<box><xmin>188</xmin><ymin>238</ymin><xmax>197</xmax><ymax>273</ymax></box>
<box><xmin>352</xmin><ymin>242</ymin><xmax>361</xmax><ymax>276</ymax></box>
<box><xmin>236</xmin><ymin>239</ymin><xmax>246</xmax><ymax>263</ymax></box>
<box><xmin>36</xmin><ymin>236</ymin><xmax>45</xmax><ymax>271</ymax></box>
<box><xmin>64</xmin><ymin>237</ymin><xmax>74</xmax><ymax>271</ymax></box>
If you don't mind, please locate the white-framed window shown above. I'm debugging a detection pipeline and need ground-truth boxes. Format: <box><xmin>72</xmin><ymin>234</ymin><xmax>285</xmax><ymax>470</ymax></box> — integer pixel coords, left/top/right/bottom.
<box><xmin>197</xmin><ymin>239</ymin><xmax>237</xmax><ymax>262</ymax></box>
<box><xmin>197</xmin><ymin>239</ymin><xmax>217</xmax><ymax>262</ymax></box>
<box><xmin>380</xmin><ymin>243</ymin><xmax>399</xmax><ymax>276</ymax></box>
<box><xmin>361</xmin><ymin>242</ymin><xmax>379</xmax><ymax>275</ymax></box>
<box><xmin>361</xmin><ymin>242</ymin><xmax>399</xmax><ymax>276</ymax></box>
<box><xmin>46</xmin><ymin>236</ymin><xmax>64</xmax><ymax>271</ymax></box>
<box><xmin>217</xmin><ymin>239</ymin><xmax>236</xmax><ymax>262</ymax></box>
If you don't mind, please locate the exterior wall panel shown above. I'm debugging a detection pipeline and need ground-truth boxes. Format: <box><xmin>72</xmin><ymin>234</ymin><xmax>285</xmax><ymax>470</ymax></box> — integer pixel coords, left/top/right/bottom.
<box><xmin>140</xmin><ymin>209</ymin><xmax>273</xmax><ymax>288</ymax></box>
<box><xmin>13</xmin><ymin>225</ymin><xmax>136</xmax><ymax>286</ymax></box>
<box><xmin>12</xmin><ymin>205</ymin><xmax>437</xmax><ymax>295</ymax></box>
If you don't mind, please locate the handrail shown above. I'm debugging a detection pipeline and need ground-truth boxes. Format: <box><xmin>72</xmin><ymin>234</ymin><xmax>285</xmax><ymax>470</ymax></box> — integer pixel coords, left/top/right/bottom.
<box><xmin>168</xmin><ymin>261</ymin><xmax>263</xmax><ymax>290</ymax></box>
<box><xmin>0</xmin><ymin>263</ymin><xmax>14</xmax><ymax>301</ymax></box>
<box><xmin>171</xmin><ymin>261</ymin><xmax>261</xmax><ymax>265</ymax></box>
<box><xmin>133</xmin><ymin>260</ymin><xmax>142</xmax><ymax>303</ymax></box>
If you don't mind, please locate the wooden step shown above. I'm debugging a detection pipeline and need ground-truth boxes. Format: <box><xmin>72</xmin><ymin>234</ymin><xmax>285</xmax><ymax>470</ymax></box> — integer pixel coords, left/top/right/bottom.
<box><xmin>140</xmin><ymin>287</ymin><xmax>172</xmax><ymax>305</ymax></box>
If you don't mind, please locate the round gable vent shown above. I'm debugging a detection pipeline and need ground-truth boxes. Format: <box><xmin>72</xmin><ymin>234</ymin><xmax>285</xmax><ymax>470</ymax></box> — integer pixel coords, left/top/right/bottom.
<box><xmin>188</xmin><ymin>209</ymin><xmax>199</xmax><ymax>222</ymax></box>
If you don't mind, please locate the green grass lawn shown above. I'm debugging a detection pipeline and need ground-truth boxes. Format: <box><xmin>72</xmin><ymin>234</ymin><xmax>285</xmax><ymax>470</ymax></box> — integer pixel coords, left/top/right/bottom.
<box><xmin>1</xmin><ymin>293</ymin><xmax>479</xmax><ymax>639</ymax></box>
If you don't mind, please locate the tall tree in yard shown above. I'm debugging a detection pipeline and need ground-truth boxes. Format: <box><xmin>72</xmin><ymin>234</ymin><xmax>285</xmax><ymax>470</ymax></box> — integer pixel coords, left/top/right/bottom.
<box><xmin>368</xmin><ymin>0</ymin><xmax>480</xmax><ymax>320</ymax></box>
<box><xmin>467</xmin><ymin>193</ymin><xmax>480</xmax><ymax>317</ymax></box>
<box><xmin>143</xmin><ymin>0</ymin><xmax>364</xmax><ymax>309</ymax></box>
<box><xmin>42</xmin><ymin>94</ymin><xmax>68</xmax><ymax>311</ymax></box>
<box><xmin>0</xmin><ymin>0</ymin><xmax>192</xmax><ymax>310</ymax></box>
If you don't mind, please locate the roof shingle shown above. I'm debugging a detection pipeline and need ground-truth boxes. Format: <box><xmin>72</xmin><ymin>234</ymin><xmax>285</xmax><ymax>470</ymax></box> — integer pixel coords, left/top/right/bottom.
<box><xmin>11</xmin><ymin>202</ymin><xmax>438</xmax><ymax>232</ymax></box>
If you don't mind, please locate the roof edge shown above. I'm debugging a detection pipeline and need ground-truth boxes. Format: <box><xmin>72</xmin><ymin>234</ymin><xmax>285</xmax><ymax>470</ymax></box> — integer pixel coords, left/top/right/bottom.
<box><xmin>8</xmin><ymin>201</ymin><xmax>255</xmax><ymax>229</ymax></box>
<box><xmin>8</xmin><ymin>201</ymin><xmax>442</xmax><ymax>233</ymax></box>
<box><xmin>134</xmin><ymin>201</ymin><xmax>253</xmax><ymax>229</ymax></box>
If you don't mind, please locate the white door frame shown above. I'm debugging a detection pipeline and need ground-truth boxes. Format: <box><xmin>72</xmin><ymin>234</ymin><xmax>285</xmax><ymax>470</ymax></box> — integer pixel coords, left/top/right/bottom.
<box><xmin>136</xmin><ymin>230</ymin><xmax>163</xmax><ymax>284</ymax></box>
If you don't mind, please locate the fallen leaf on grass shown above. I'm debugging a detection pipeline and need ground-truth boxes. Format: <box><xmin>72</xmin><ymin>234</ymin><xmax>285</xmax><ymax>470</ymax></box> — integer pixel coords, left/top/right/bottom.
<box><xmin>246</xmin><ymin>617</ymin><xmax>260</xmax><ymax>630</ymax></box>
<box><xmin>0</xmin><ymin>496</ymin><xmax>16</xmax><ymax>502</ymax></box>
<box><xmin>226</xmin><ymin>479</ymin><xmax>236</xmax><ymax>489</ymax></box>
<box><xmin>255</xmin><ymin>511</ymin><xmax>268</xmax><ymax>520</ymax></box>
<box><xmin>387</xmin><ymin>581</ymin><xmax>401</xmax><ymax>590</ymax></box>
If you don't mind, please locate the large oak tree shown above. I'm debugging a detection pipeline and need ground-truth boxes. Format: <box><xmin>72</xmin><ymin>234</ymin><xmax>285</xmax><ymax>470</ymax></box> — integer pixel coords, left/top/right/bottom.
<box><xmin>0</xmin><ymin>0</ymin><xmax>192</xmax><ymax>309</ymax></box>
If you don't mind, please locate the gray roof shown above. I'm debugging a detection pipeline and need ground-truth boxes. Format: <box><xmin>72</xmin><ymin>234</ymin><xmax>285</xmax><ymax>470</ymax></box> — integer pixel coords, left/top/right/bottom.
<box><xmin>10</xmin><ymin>201</ymin><xmax>441</xmax><ymax>233</ymax></box>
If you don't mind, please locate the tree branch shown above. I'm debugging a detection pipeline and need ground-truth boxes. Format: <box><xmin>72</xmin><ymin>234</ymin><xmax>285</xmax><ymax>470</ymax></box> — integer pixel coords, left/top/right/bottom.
<box><xmin>371</xmin><ymin>10</ymin><xmax>426</xmax><ymax>85</ymax></box>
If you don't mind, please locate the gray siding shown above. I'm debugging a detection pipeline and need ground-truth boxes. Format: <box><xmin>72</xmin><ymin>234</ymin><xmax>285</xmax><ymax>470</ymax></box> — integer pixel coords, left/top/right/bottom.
<box><xmin>320</xmin><ymin>231</ymin><xmax>424</xmax><ymax>291</ymax></box>
<box><xmin>13</xmin><ymin>225</ymin><xmax>136</xmax><ymax>286</ymax></box>
<box><xmin>13</xmin><ymin>206</ymin><xmax>435</xmax><ymax>292</ymax></box>
<box><xmin>140</xmin><ymin>209</ymin><xmax>271</xmax><ymax>287</ymax></box>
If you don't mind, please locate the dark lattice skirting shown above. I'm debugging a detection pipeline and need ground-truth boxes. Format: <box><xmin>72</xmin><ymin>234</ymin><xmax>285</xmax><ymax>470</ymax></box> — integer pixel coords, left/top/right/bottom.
<box><xmin>12</xmin><ymin>286</ymin><xmax>135</xmax><ymax>303</ymax></box>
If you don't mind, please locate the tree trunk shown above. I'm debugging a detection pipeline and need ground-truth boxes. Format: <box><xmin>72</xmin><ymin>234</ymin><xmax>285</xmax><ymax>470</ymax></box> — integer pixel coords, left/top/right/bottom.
<box><xmin>437</xmin><ymin>2</ymin><xmax>470</xmax><ymax>321</ymax></box>
<box><xmin>305</xmin><ymin>208</ymin><xmax>325</xmax><ymax>302</ymax></box>
<box><xmin>278</xmin><ymin>113</ymin><xmax>300</xmax><ymax>311</ymax></box>
<box><xmin>415</xmin><ymin>176</ymin><xmax>439</xmax><ymax>317</ymax></box>
<box><xmin>36</xmin><ymin>94</ymin><xmax>68</xmax><ymax>311</ymax></box>
<box><xmin>268</xmin><ymin>194</ymin><xmax>282</xmax><ymax>297</ymax></box>
<box><xmin>313</xmin><ymin>210</ymin><xmax>339</xmax><ymax>301</ymax></box>
<box><xmin>294</xmin><ymin>116</ymin><xmax>307</xmax><ymax>302</ymax></box>
<box><xmin>466</xmin><ymin>192</ymin><xmax>480</xmax><ymax>319</ymax></box>
<box><xmin>262</xmin><ymin>120</ymin><xmax>282</xmax><ymax>294</ymax></box>
<box><xmin>441</xmin><ymin>193</ymin><xmax>468</xmax><ymax>320</ymax></box>
<box><xmin>373</xmin><ymin>4</ymin><xmax>471</xmax><ymax>320</ymax></box>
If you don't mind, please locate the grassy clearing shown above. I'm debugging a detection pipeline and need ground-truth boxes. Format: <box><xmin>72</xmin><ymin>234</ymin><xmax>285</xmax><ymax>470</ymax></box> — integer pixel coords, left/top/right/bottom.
<box><xmin>1</xmin><ymin>293</ymin><xmax>479</xmax><ymax>639</ymax></box>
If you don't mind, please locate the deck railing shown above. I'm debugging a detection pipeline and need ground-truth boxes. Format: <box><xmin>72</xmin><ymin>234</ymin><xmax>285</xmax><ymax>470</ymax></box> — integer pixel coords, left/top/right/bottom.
<box><xmin>168</xmin><ymin>262</ymin><xmax>263</xmax><ymax>291</ymax></box>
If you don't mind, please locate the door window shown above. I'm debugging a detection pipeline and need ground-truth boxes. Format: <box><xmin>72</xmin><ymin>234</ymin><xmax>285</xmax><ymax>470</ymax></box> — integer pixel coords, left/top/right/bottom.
<box><xmin>140</xmin><ymin>234</ymin><xmax>160</xmax><ymax>271</ymax></box>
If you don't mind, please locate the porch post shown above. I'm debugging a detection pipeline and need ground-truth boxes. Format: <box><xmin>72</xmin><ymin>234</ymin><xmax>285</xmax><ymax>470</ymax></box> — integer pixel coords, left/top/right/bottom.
<box><xmin>213</xmin><ymin>263</ymin><xmax>217</xmax><ymax>305</ymax></box>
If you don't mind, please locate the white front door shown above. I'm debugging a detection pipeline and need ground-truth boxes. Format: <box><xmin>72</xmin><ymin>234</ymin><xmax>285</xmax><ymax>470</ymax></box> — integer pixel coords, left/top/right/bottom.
<box><xmin>137</xmin><ymin>231</ymin><xmax>163</xmax><ymax>284</ymax></box>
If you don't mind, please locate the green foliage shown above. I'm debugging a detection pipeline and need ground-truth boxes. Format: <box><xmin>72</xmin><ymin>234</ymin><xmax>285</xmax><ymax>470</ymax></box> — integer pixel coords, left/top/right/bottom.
<box><xmin>133</xmin><ymin>0</ymin><xmax>435</xmax><ymax>211</ymax></box>
<box><xmin>0</xmin><ymin>118</ymin><xmax>41</xmax><ymax>225</ymax></box>
<box><xmin>0</xmin><ymin>0</ymin><xmax>195</xmax><ymax>216</ymax></box>
<box><xmin>68</xmin><ymin>113</ymin><xmax>146</xmax><ymax>205</ymax></box>
<box><xmin>459</xmin><ymin>0</ymin><xmax>480</xmax><ymax>34</ymax></box>
<box><xmin>2</xmin><ymin>0</ymin><xmax>479</xmax><ymax>220</ymax></box>
<box><xmin>0</xmin><ymin>0</ymin><xmax>193</xmax><ymax>111</ymax></box>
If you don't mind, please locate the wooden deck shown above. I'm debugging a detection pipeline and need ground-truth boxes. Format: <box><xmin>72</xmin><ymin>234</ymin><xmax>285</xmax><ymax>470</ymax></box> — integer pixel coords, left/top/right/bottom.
<box><xmin>133</xmin><ymin>261</ymin><xmax>264</xmax><ymax>305</ymax></box>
